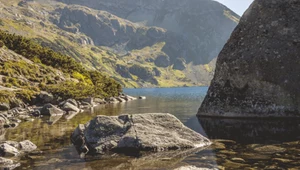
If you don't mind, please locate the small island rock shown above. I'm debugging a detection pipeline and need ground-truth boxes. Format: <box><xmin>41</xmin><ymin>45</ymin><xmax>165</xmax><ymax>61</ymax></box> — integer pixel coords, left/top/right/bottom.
<box><xmin>71</xmin><ymin>113</ymin><xmax>211</xmax><ymax>155</ymax></box>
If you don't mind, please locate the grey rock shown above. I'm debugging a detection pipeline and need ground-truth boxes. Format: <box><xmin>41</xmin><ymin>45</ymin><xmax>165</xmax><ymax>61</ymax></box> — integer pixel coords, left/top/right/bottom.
<box><xmin>108</xmin><ymin>97</ymin><xmax>119</xmax><ymax>103</ymax></box>
<box><xmin>120</xmin><ymin>96</ymin><xmax>129</xmax><ymax>101</ymax></box>
<box><xmin>94</xmin><ymin>98</ymin><xmax>106</xmax><ymax>104</ymax></box>
<box><xmin>71</xmin><ymin>113</ymin><xmax>211</xmax><ymax>155</ymax></box>
<box><xmin>0</xmin><ymin>143</ymin><xmax>19</xmax><ymax>157</ymax></box>
<box><xmin>82</xmin><ymin>98</ymin><xmax>95</xmax><ymax>106</ymax></box>
<box><xmin>40</xmin><ymin>104</ymin><xmax>64</xmax><ymax>116</ymax></box>
<box><xmin>198</xmin><ymin>0</ymin><xmax>300</xmax><ymax>117</ymax></box>
<box><xmin>2</xmin><ymin>141</ymin><xmax>20</xmax><ymax>149</ymax></box>
<box><xmin>19</xmin><ymin>140</ymin><xmax>37</xmax><ymax>152</ymax></box>
<box><xmin>61</xmin><ymin>102</ymin><xmax>80</xmax><ymax>113</ymax></box>
<box><xmin>0</xmin><ymin>157</ymin><xmax>13</xmax><ymax>164</ymax></box>
<box><xmin>80</xmin><ymin>101</ymin><xmax>92</xmax><ymax>108</ymax></box>
<box><xmin>0</xmin><ymin>157</ymin><xmax>20</xmax><ymax>169</ymax></box>
<box><xmin>115</xmin><ymin>97</ymin><xmax>126</xmax><ymax>103</ymax></box>
<box><xmin>127</xmin><ymin>95</ymin><xmax>137</xmax><ymax>100</ymax></box>
<box><xmin>59</xmin><ymin>99</ymin><xmax>78</xmax><ymax>108</ymax></box>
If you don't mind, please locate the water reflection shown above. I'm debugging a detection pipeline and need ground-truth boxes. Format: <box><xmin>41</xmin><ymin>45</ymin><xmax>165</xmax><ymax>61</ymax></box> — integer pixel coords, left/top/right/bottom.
<box><xmin>198</xmin><ymin>116</ymin><xmax>300</xmax><ymax>144</ymax></box>
<box><xmin>41</xmin><ymin>115</ymin><xmax>63</xmax><ymax>125</ymax></box>
<box><xmin>3</xmin><ymin>87</ymin><xmax>219</xmax><ymax>169</ymax></box>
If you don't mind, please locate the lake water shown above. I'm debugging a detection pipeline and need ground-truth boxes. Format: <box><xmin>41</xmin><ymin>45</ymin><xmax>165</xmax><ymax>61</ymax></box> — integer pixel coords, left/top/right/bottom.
<box><xmin>4</xmin><ymin>87</ymin><xmax>300</xmax><ymax>169</ymax></box>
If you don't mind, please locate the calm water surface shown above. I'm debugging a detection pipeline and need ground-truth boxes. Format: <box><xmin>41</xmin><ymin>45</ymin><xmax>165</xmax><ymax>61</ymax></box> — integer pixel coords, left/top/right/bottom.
<box><xmin>3</xmin><ymin>87</ymin><xmax>300</xmax><ymax>169</ymax></box>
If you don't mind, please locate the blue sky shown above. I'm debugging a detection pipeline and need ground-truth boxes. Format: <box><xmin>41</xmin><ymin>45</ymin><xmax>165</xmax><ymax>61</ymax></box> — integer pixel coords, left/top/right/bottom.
<box><xmin>214</xmin><ymin>0</ymin><xmax>254</xmax><ymax>16</ymax></box>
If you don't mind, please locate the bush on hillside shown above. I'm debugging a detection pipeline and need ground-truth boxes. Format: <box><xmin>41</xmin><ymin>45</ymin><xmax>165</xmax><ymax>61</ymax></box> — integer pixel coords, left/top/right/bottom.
<box><xmin>0</xmin><ymin>29</ymin><xmax>122</xmax><ymax>98</ymax></box>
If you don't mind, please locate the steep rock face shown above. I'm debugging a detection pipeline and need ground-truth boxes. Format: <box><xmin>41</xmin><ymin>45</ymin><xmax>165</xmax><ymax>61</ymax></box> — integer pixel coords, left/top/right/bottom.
<box><xmin>59</xmin><ymin>0</ymin><xmax>239</xmax><ymax>64</ymax></box>
<box><xmin>198</xmin><ymin>0</ymin><xmax>300</xmax><ymax>117</ymax></box>
<box><xmin>56</xmin><ymin>5</ymin><xmax>168</xmax><ymax>48</ymax></box>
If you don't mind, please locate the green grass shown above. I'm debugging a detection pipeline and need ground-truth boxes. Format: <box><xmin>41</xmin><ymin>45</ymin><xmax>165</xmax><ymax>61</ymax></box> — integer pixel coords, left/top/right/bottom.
<box><xmin>0</xmin><ymin>30</ymin><xmax>122</xmax><ymax>102</ymax></box>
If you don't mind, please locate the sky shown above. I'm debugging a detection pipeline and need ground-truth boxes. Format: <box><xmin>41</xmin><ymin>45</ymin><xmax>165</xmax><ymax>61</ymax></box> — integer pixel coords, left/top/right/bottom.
<box><xmin>214</xmin><ymin>0</ymin><xmax>254</xmax><ymax>16</ymax></box>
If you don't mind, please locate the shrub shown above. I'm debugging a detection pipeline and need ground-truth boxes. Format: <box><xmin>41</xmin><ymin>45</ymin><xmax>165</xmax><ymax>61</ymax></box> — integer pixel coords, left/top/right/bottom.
<box><xmin>45</xmin><ymin>81</ymin><xmax>95</xmax><ymax>100</ymax></box>
<box><xmin>16</xmin><ymin>89</ymin><xmax>37</xmax><ymax>103</ymax></box>
<box><xmin>0</xmin><ymin>90</ymin><xmax>15</xmax><ymax>103</ymax></box>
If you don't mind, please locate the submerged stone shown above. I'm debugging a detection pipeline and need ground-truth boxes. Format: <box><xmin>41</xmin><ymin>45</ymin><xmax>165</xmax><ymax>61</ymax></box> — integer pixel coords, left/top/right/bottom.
<box><xmin>198</xmin><ymin>0</ymin><xmax>300</xmax><ymax>117</ymax></box>
<box><xmin>71</xmin><ymin>113</ymin><xmax>210</xmax><ymax>155</ymax></box>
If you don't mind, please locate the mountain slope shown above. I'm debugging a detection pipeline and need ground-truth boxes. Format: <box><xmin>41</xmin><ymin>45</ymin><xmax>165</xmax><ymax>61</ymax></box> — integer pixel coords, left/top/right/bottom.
<box><xmin>59</xmin><ymin>0</ymin><xmax>239</xmax><ymax>64</ymax></box>
<box><xmin>0</xmin><ymin>30</ymin><xmax>121</xmax><ymax>108</ymax></box>
<box><xmin>0</xmin><ymin>0</ymin><xmax>239</xmax><ymax>87</ymax></box>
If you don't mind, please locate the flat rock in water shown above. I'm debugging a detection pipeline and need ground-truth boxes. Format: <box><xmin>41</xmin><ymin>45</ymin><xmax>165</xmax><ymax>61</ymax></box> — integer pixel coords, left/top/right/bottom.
<box><xmin>71</xmin><ymin>113</ymin><xmax>211</xmax><ymax>155</ymax></box>
<box><xmin>139</xmin><ymin>96</ymin><xmax>146</xmax><ymax>99</ymax></box>
<box><xmin>61</xmin><ymin>102</ymin><xmax>80</xmax><ymax>113</ymax></box>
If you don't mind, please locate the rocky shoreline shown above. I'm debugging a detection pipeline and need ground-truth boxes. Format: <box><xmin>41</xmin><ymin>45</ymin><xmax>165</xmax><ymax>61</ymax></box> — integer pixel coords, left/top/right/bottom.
<box><xmin>0</xmin><ymin>91</ymin><xmax>145</xmax><ymax>169</ymax></box>
<box><xmin>0</xmin><ymin>91</ymin><xmax>143</xmax><ymax>129</ymax></box>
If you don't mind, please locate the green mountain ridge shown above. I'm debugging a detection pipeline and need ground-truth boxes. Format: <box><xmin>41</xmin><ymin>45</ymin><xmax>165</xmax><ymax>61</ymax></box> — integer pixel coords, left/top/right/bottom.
<box><xmin>0</xmin><ymin>0</ymin><xmax>239</xmax><ymax>88</ymax></box>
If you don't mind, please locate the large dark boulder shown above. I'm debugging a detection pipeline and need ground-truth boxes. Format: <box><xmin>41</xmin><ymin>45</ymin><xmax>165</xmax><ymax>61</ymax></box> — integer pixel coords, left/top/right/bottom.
<box><xmin>71</xmin><ymin>113</ymin><xmax>210</xmax><ymax>155</ymax></box>
<box><xmin>198</xmin><ymin>0</ymin><xmax>300</xmax><ymax>118</ymax></box>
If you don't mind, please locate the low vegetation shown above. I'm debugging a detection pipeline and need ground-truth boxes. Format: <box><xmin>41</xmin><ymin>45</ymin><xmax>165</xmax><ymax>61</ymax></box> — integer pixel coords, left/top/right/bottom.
<box><xmin>0</xmin><ymin>30</ymin><xmax>122</xmax><ymax>105</ymax></box>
